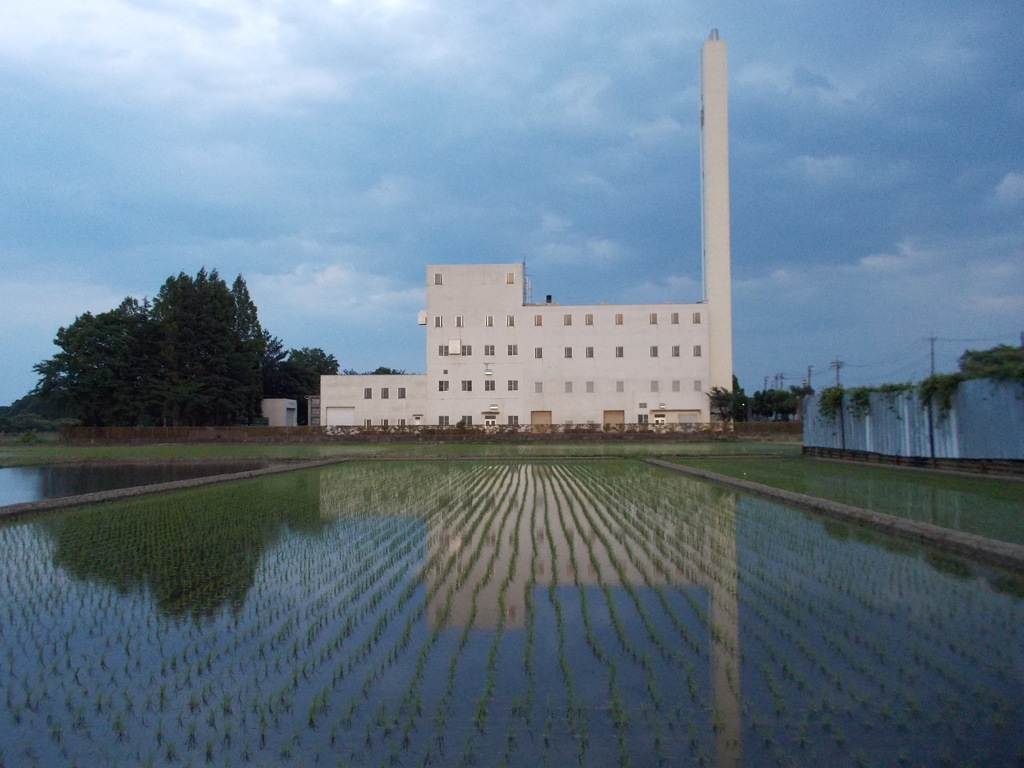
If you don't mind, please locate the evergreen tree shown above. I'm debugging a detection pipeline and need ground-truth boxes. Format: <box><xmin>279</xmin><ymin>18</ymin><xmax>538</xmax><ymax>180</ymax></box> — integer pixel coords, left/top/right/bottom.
<box><xmin>35</xmin><ymin>269</ymin><xmax>269</xmax><ymax>427</ymax></box>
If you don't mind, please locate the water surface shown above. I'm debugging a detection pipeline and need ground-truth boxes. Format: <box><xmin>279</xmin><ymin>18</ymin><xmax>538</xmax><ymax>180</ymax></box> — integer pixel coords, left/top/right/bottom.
<box><xmin>0</xmin><ymin>461</ymin><xmax>1020</xmax><ymax>767</ymax></box>
<box><xmin>0</xmin><ymin>461</ymin><xmax>268</xmax><ymax>506</ymax></box>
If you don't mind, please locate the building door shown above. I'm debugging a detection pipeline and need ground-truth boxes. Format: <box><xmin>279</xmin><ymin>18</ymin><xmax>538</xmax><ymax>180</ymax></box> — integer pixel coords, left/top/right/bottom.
<box><xmin>603</xmin><ymin>410</ymin><xmax>625</xmax><ymax>426</ymax></box>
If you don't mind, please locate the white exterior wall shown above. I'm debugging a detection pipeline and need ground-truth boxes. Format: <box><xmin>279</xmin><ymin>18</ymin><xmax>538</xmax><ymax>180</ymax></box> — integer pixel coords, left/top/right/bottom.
<box><xmin>424</xmin><ymin>263</ymin><xmax>711</xmax><ymax>425</ymax></box>
<box><xmin>261</xmin><ymin>398</ymin><xmax>298</xmax><ymax>427</ymax></box>
<box><xmin>319</xmin><ymin>374</ymin><xmax>428</xmax><ymax>427</ymax></box>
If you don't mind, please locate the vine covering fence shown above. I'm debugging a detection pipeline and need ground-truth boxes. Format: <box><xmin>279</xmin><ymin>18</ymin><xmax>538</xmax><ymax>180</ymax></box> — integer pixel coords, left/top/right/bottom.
<box><xmin>803</xmin><ymin>378</ymin><xmax>1024</xmax><ymax>460</ymax></box>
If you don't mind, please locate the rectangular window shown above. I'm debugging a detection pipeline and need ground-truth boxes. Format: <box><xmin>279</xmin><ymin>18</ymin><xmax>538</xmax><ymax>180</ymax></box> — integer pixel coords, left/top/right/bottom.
<box><xmin>461</xmin><ymin>380</ymin><xmax>472</xmax><ymax>392</ymax></box>
<box><xmin>615</xmin><ymin>346</ymin><xmax>624</xmax><ymax>358</ymax></box>
<box><xmin>484</xmin><ymin>344</ymin><xmax>495</xmax><ymax>356</ymax></box>
<box><xmin>693</xmin><ymin>345</ymin><xmax>702</xmax><ymax>357</ymax></box>
<box><xmin>671</xmin><ymin>312</ymin><xmax>679</xmax><ymax>324</ymax></box>
<box><xmin>585</xmin><ymin>313</ymin><xmax>593</xmax><ymax>326</ymax></box>
<box><xmin>438</xmin><ymin>380</ymin><xmax>449</xmax><ymax>392</ymax></box>
<box><xmin>638</xmin><ymin>414</ymin><xmax>649</xmax><ymax>425</ymax></box>
<box><xmin>434</xmin><ymin>316</ymin><xmax>443</xmax><ymax>328</ymax></box>
<box><xmin>399</xmin><ymin>418</ymin><xmax>406</xmax><ymax>426</ymax></box>
<box><xmin>694</xmin><ymin>380</ymin><xmax>703</xmax><ymax>393</ymax></box>
<box><xmin>534</xmin><ymin>347</ymin><xmax>543</xmax><ymax>359</ymax></box>
<box><xmin>485</xmin><ymin>315</ymin><xmax>494</xmax><ymax>327</ymax></box>
<box><xmin>615</xmin><ymin>313</ymin><xmax>623</xmax><ymax>325</ymax></box>
<box><xmin>364</xmin><ymin>418</ymin><xmax>373</xmax><ymax>427</ymax></box>
<box><xmin>484</xmin><ymin>379</ymin><xmax>496</xmax><ymax>391</ymax></box>
<box><xmin>585</xmin><ymin>346</ymin><xmax>594</xmax><ymax>358</ymax></box>
<box><xmin>692</xmin><ymin>312</ymin><xmax>701</xmax><ymax>324</ymax></box>
<box><xmin>439</xmin><ymin>415</ymin><xmax>449</xmax><ymax>426</ymax></box>
<box><xmin>564</xmin><ymin>347</ymin><xmax>572</xmax><ymax>359</ymax></box>
<box><xmin>507</xmin><ymin>380</ymin><xmax>519</xmax><ymax>391</ymax></box>
<box><xmin>381</xmin><ymin>418</ymin><xmax>389</xmax><ymax>427</ymax></box>
<box><xmin>616</xmin><ymin>381</ymin><xmax>624</xmax><ymax>393</ymax></box>
<box><xmin>462</xmin><ymin>345</ymin><xmax>472</xmax><ymax>356</ymax></box>
<box><xmin>507</xmin><ymin>415</ymin><xmax>519</xmax><ymax>426</ymax></box>
<box><xmin>381</xmin><ymin>387</ymin><xmax>389</xmax><ymax>399</ymax></box>
<box><xmin>650</xmin><ymin>346</ymin><xmax>658</xmax><ymax>357</ymax></box>
<box><xmin>672</xmin><ymin>380</ymin><xmax>681</xmax><ymax>392</ymax></box>
<box><xmin>507</xmin><ymin>344</ymin><xmax>518</xmax><ymax>356</ymax></box>
<box><xmin>456</xmin><ymin>316</ymin><xmax>464</xmax><ymax>328</ymax></box>
<box><xmin>535</xmin><ymin>381</ymin><xmax>543</xmax><ymax>394</ymax></box>
<box><xmin>563</xmin><ymin>314</ymin><xmax>572</xmax><ymax>326</ymax></box>
<box><xmin>398</xmin><ymin>387</ymin><xmax>406</xmax><ymax>399</ymax></box>
<box><xmin>363</xmin><ymin>388</ymin><xmax>372</xmax><ymax>399</ymax></box>
<box><xmin>672</xmin><ymin>345</ymin><xmax>680</xmax><ymax>357</ymax></box>
<box><xmin>649</xmin><ymin>312</ymin><xmax>658</xmax><ymax>324</ymax></box>
<box><xmin>434</xmin><ymin>272</ymin><xmax>442</xmax><ymax>285</ymax></box>
<box><xmin>651</xmin><ymin>380</ymin><xmax>659</xmax><ymax>392</ymax></box>
<box><xmin>506</xmin><ymin>315</ymin><xmax>515</xmax><ymax>327</ymax></box>
<box><xmin>506</xmin><ymin>272</ymin><xmax>516</xmax><ymax>284</ymax></box>
<box><xmin>585</xmin><ymin>381</ymin><xmax>595</xmax><ymax>393</ymax></box>
<box><xmin>462</xmin><ymin>416</ymin><xmax>473</xmax><ymax>426</ymax></box>
<box><xmin>564</xmin><ymin>381</ymin><xmax>573</xmax><ymax>394</ymax></box>
<box><xmin>534</xmin><ymin>314</ymin><xmax>543</xmax><ymax>326</ymax></box>
<box><xmin>438</xmin><ymin>345</ymin><xmax>448</xmax><ymax>356</ymax></box>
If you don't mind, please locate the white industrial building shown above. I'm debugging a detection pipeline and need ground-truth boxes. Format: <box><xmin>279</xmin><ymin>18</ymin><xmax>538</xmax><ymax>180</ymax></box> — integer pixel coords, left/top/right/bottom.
<box><xmin>319</xmin><ymin>31</ymin><xmax>732</xmax><ymax>428</ymax></box>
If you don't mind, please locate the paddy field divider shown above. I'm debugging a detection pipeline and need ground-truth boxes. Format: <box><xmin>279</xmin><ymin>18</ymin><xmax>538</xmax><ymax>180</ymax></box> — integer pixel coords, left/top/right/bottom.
<box><xmin>644</xmin><ymin>458</ymin><xmax>1024</xmax><ymax>573</ymax></box>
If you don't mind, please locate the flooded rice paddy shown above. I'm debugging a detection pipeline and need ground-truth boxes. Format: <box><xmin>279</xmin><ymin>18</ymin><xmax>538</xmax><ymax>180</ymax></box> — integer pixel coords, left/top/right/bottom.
<box><xmin>681</xmin><ymin>457</ymin><xmax>1024</xmax><ymax>546</ymax></box>
<box><xmin>1</xmin><ymin>460</ymin><xmax>1022</xmax><ymax>767</ymax></box>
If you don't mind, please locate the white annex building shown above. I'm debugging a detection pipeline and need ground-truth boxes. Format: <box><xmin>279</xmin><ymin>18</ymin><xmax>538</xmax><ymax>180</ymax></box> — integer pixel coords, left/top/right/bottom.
<box><xmin>319</xmin><ymin>31</ymin><xmax>732</xmax><ymax>428</ymax></box>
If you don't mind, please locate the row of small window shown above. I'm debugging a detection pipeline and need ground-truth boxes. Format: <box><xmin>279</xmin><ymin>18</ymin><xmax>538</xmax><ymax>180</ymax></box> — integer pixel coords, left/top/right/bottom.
<box><xmin>440</xmin><ymin>344</ymin><xmax>702</xmax><ymax>358</ymax></box>
<box><xmin>438</xmin><ymin>380</ymin><xmax>703</xmax><ymax>394</ymax></box>
<box><xmin>361</xmin><ymin>416</ymin><xmax>520</xmax><ymax>427</ymax></box>
<box><xmin>363</xmin><ymin>387</ymin><xmax>408</xmax><ymax>399</ymax></box>
<box><xmin>434</xmin><ymin>415</ymin><xmax>520</xmax><ymax>426</ymax></box>
<box><xmin>433</xmin><ymin>311</ymin><xmax>702</xmax><ymax>329</ymax></box>
<box><xmin>438</xmin><ymin>380</ymin><xmax>519</xmax><ymax>392</ymax></box>
<box><xmin>433</xmin><ymin>272</ymin><xmax>517</xmax><ymax>286</ymax></box>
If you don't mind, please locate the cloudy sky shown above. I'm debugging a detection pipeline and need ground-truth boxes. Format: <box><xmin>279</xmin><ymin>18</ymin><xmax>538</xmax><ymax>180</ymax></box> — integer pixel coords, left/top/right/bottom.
<box><xmin>2</xmin><ymin>0</ymin><xmax>1022</xmax><ymax>405</ymax></box>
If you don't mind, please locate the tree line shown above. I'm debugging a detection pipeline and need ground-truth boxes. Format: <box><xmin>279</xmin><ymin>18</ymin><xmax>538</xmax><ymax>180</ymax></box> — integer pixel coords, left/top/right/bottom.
<box><xmin>30</xmin><ymin>269</ymin><xmax>339</xmax><ymax>427</ymax></box>
<box><xmin>708</xmin><ymin>376</ymin><xmax>813</xmax><ymax>422</ymax></box>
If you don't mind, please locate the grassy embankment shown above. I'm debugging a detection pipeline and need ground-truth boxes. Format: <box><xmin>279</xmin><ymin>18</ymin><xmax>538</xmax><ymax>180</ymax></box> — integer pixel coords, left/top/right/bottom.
<box><xmin>0</xmin><ymin>439</ymin><xmax>801</xmax><ymax>467</ymax></box>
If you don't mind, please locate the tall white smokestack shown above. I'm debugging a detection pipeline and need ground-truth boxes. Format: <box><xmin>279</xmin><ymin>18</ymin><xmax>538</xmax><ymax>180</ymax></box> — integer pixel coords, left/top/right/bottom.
<box><xmin>700</xmin><ymin>29</ymin><xmax>734</xmax><ymax>396</ymax></box>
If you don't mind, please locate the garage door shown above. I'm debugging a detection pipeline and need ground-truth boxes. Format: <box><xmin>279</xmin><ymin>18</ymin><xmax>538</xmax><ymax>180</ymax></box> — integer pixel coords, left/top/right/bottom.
<box><xmin>530</xmin><ymin>411</ymin><xmax>552</xmax><ymax>426</ymax></box>
<box><xmin>603</xmin><ymin>410</ymin><xmax>625</xmax><ymax>426</ymax></box>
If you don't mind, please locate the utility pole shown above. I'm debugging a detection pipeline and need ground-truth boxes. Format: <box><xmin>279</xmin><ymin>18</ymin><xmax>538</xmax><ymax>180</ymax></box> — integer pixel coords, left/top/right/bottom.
<box><xmin>830</xmin><ymin>358</ymin><xmax>844</xmax><ymax>386</ymax></box>
<box><xmin>925</xmin><ymin>335</ymin><xmax>937</xmax><ymax>459</ymax></box>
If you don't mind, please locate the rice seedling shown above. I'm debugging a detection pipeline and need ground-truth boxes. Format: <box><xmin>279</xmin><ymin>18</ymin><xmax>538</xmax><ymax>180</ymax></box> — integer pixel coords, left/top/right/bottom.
<box><xmin>0</xmin><ymin>459</ymin><xmax>1021</xmax><ymax>766</ymax></box>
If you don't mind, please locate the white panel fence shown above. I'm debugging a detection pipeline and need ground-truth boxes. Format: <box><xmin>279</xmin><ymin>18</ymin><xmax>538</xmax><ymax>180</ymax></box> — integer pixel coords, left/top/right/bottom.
<box><xmin>803</xmin><ymin>378</ymin><xmax>1024</xmax><ymax>460</ymax></box>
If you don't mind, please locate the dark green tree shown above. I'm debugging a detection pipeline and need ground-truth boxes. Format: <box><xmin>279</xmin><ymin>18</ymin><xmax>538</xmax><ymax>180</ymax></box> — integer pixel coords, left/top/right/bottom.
<box><xmin>230</xmin><ymin>275</ymin><xmax>266</xmax><ymax>422</ymax></box>
<box><xmin>707</xmin><ymin>375</ymin><xmax>748</xmax><ymax>422</ymax></box>
<box><xmin>750</xmin><ymin>385</ymin><xmax>809</xmax><ymax>421</ymax></box>
<box><xmin>35</xmin><ymin>269</ymin><xmax>267</xmax><ymax>427</ymax></box>
<box><xmin>957</xmin><ymin>345</ymin><xmax>1024</xmax><ymax>382</ymax></box>
<box><xmin>33</xmin><ymin>298</ymin><xmax>160</xmax><ymax>426</ymax></box>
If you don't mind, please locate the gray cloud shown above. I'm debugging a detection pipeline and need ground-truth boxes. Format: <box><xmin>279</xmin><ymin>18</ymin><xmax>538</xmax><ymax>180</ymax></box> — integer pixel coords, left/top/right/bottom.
<box><xmin>1</xmin><ymin>0</ymin><xmax>1022</xmax><ymax>402</ymax></box>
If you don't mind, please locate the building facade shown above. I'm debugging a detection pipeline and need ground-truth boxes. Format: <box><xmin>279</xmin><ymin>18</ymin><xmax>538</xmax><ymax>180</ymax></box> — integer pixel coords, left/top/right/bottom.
<box><xmin>319</xmin><ymin>31</ymin><xmax>732</xmax><ymax>428</ymax></box>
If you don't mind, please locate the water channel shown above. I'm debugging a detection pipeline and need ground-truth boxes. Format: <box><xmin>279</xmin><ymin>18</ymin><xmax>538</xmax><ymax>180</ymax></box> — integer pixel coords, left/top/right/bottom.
<box><xmin>0</xmin><ymin>461</ymin><xmax>268</xmax><ymax>507</ymax></box>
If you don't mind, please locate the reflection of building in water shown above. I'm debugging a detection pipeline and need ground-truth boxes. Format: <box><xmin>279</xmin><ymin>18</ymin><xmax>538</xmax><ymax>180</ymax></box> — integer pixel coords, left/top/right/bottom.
<box><xmin>422</xmin><ymin>463</ymin><xmax>741</xmax><ymax>768</ymax></box>
<box><xmin>317</xmin><ymin>460</ymin><xmax>740</xmax><ymax>768</ymax></box>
